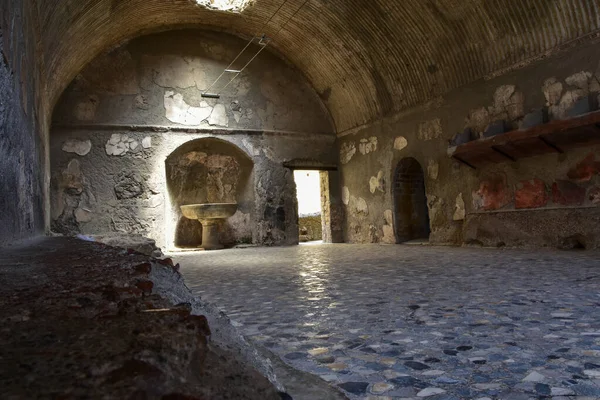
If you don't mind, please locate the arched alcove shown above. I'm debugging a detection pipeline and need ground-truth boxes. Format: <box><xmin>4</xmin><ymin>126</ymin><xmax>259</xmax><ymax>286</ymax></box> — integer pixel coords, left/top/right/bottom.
<box><xmin>393</xmin><ymin>157</ymin><xmax>430</xmax><ymax>243</ymax></box>
<box><xmin>165</xmin><ymin>138</ymin><xmax>254</xmax><ymax>248</ymax></box>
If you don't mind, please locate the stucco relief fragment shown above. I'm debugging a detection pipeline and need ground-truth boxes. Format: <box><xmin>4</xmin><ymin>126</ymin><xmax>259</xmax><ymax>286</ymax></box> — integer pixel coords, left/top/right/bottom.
<box><xmin>359</xmin><ymin>137</ymin><xmax>378</xmax><ymax>155</ymax></box>
<box><xmin>369</xmin><ymin>171</ymin><xmax>385</xmax><ymax>194</ymax></box>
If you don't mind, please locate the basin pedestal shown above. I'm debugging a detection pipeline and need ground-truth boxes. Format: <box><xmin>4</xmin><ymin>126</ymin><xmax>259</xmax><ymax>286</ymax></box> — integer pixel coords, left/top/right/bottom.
<box><xmin>199</xmin><ymin>218</ymin><xmax>224</xmax><ymax>250</ymax></box>
<box><xmin>180</xmin><ymin>203</ymin><xmax>238</xmax><ymax>251</ymax></box>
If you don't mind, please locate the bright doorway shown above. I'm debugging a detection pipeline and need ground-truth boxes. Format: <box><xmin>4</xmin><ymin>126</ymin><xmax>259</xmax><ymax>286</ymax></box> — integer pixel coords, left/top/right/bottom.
<box><xmin>294</xmin><ymin>170</ymin><xmax>323</xmax><ymax>243</ymax></box>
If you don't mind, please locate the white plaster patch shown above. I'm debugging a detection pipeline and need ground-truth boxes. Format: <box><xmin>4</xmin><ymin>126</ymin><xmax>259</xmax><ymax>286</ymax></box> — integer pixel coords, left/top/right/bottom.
<box><xmin>492</xmin><ymin>84</ymin><xmax>524</xmax><ymax>121</ymax></box>
<box><xmin>340</xmin><ymin>142</ymin><xmax>356</xmax><ymax>164</ymax></box>
<box><xmin>369</xmin><ymin>170</ymin><xmax>385</xmax><ymax>194</ymax></box>
<box><xmin>62</xmin><ymin>140</ymin><xmax>92</xmax><ymax>156</ymax></box>
<box><xmin>427</xmin><ymin>159</ymin><xmax>439</xmax><ymax>180</ymax></box>
<box><xmin>493</xmin><ymin>85</ymin><xmax>516</xmax><ymax>106</ymax></box>
<box><xmin>142</xmin><ymin>137</ymin><xmax>152</xmax><ymax>149</ymax></box>
<box><xmin>382</xmin><ymin>209</ymin><xmax>395</xmax><ymax>244</ymax></box>
<box><xmin>349</xmin><ymin>195</ymin><xmax>368</xmax><ymax>216</ymax></box>
<box><xmin>394</xmin><ymin>136</ymin><xmax>408</xmax><ymax>151</ymax></box>
<box><xmin>543</xmin><ymin>77</ymin><xmax>564</xmax><ymax>106</ymax></box>
<box><xmin>164</xmin><ymin>91</ymin><xmax>212</xmax><ymax>125</ymax></box>
<box><xmin>418</xmin><ymin>118</ymin><xmax>442</xmax><ymax>140</ymax></box>
<box><xmin>342</xmin><ymin>186</ymin><xmax>350</xmax><ymax>205</ymax></box>
<box><xmin>453</xmin><ymin>193</ymin><xmax>465</xmax><ymax>221</ymax></box>
<box><xmin>566</xmin><ymin>71</ymin><xmax>593</xmax><ymax>90</ymax></box>
<box><xmin>551</xmin><ymin>89</ymin><xmax>587</xmax><ymax>120</ymax></box>
<box><xmin>359</xmin><ymin>136</ymin><xmax>378</xmax><ymax>155</ymax></box>
<box><xmin>208</xmin><ymin>103</ymin><xmax>229</xmax><ymax>127</ymax></box>
<box><xmin>466</xmin><ymin>107</ymin><xmax>490</xmax><ymax>135</ymax></box>
<box><xmin>105</xmin><ymin>134</ymin><xmax>140</xmax><ymax>156</ymax></box>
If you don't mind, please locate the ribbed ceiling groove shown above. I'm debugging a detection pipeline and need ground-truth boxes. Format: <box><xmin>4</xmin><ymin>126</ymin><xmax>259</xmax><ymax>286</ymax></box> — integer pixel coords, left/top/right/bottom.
<box><xmin>28</xmin><ymin>0</ymin><xmax>600</xmax><ymax>133</ymax></box>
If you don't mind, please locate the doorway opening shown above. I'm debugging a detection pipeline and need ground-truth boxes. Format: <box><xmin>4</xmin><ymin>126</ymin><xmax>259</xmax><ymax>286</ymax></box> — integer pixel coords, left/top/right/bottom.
<box><xmin>393</xmin><ymin>158</ymin><xmax>430</xmax><ymax>243</ymax></box>
<box><xmin>294</xmin><ymin>170</ymin><xmax>324</xmax><ymax>243</ymax></box>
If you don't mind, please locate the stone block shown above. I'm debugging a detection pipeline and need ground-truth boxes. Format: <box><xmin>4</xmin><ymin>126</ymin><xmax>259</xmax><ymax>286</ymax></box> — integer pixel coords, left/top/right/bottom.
<box><xmin>483</xmin><ymin>120</ymin><xmax>506</xmax><ymax>138</ymax></box>
<box><xmin>515</xmin><ymin>179</ymin><xmax>548</xmax><ymax>209</ymax></box>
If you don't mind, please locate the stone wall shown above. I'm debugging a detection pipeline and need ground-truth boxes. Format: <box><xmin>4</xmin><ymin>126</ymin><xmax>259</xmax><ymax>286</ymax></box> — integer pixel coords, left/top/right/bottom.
<box><xmin>0</xmin><ymin>10</ymin><xmax>46</xmax><ymax>246</ymax></box>
<box><xmin>339</xmin><ymin>40</ymin><xmax>600</xmax><ymax>249</ymax></box>
<box><xmin>50</xmin><ymin>30</ymin><xmax>336</xmax><ymax>249</ymax></box>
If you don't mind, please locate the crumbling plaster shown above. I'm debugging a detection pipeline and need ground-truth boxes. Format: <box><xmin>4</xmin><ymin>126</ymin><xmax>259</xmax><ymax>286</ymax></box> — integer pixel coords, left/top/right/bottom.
<box><xmin>50</xmin><ymin>30</ymin><xmax>336</xmax><ymax>249</ymax></box>
<box><xmin>339</xmin><ymin>41</ymin><xmax>600</xmax><ymax>248</ymax></box>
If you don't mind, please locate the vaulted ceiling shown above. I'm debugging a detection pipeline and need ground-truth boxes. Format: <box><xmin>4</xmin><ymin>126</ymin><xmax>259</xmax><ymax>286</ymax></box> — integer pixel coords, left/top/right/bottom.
<box><xmin>31</xmin><ymin>0</ymin><xmax>600</xmax><ymax>133</ymax></box>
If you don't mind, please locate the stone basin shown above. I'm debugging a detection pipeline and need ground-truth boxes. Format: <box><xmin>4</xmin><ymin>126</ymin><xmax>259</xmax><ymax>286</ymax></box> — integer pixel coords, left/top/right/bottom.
<box><xmin>180</xmin><ymin>203</ymin><xmax>238</xmax><ymax>250</ymax></box>
<box><xmin>180</xmin><ymin>203</ymin><xmax>238</xmax><ymax>221</ymax></box>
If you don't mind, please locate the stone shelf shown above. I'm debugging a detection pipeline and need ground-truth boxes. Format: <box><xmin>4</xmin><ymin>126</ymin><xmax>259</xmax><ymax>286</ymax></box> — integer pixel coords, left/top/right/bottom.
<box><xmin>448</xmin><ymin>110</ymin><xmax>600</xmax><ymax>169</ymax></box>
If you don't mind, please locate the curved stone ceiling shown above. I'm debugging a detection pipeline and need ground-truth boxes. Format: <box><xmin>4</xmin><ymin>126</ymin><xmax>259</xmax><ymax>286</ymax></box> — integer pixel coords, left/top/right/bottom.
<box><xmin>41</xmin><ymin>0</ymin><xmax>600</xmax><ymax>133</ymax></box>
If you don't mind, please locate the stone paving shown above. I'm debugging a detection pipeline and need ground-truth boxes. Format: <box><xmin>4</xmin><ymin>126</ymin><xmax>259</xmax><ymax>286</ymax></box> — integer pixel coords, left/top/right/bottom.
<box><xmin>176</xmin><ymin>244</ymin><xmax>600</xmax><ymax>400</ymax></box>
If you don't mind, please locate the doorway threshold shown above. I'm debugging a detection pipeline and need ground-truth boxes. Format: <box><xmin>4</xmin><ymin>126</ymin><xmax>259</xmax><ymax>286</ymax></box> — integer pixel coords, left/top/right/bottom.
<box><xmin>402</xmin><ymin>239</ymin><xmax>430</xmax><ymax>246</ymax></box>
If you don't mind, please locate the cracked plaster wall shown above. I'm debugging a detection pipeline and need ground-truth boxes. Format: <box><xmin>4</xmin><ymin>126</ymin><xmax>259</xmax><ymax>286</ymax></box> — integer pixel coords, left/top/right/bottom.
<box><xmin>50</xmin><ymin>29</ymin><xmax>336</xmax><ymax>249</ymax></box>
<box><xmin>53</xmin><ymin>30</ymin><xmax>333</xmax><ymax>134</ymax></box>
<box><xmin>339</xmin><ymin>41</ymin><xmax>600</xmax><ymax>249</ymax></box>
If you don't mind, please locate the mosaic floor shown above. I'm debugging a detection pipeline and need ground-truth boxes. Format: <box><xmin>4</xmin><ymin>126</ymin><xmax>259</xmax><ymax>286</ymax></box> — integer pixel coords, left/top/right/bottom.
<box><xmin>176</xmin><ymin>243</ymin><xmax>600</xmax><ymax>400</ymax></box>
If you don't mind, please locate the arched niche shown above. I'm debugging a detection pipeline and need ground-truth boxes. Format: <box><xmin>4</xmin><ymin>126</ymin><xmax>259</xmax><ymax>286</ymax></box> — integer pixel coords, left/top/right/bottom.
<box><xmin>165</xmin><ymin>137</ymin><xmax>254</xmax><ymax>248</ymax></box>
<box><xmin>393</xmin><ymin>157</ymin><xmax>430</xmax><ymax>243</ymax></box>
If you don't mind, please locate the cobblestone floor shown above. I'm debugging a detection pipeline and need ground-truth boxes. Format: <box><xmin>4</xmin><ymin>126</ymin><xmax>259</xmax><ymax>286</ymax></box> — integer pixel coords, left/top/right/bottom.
<box><xmin>176</xmin><ymin>244</ymin><xmax>600</xmax><ymax>400</ymax></box>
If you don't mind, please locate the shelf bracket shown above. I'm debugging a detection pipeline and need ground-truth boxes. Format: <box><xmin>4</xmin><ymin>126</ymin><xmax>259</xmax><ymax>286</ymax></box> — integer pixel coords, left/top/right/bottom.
<box><xmin>491</xmin><ymin>146</ymin><xmax>516</xmax><ymax>161</ymax></box>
